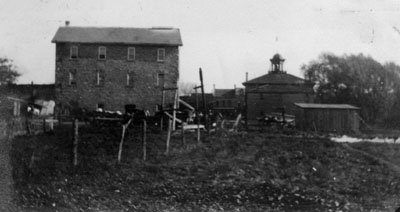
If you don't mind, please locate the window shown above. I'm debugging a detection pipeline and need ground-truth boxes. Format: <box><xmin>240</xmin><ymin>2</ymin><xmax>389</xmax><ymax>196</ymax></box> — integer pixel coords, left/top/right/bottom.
<box><xmin>98</xmin><ymin>46</ymin><xmax>106</xmax><ymax>59</ymax></box>
<box><xmin>69</xmin><ymin>69</ymin><xmax>77</xmax><ymax>85</ymax></box>
<box><xmin>157</xmin><ymin>73</ymin><xmax>165</xmax><ymax>87</ymax></box>
<box><xmin>96</xmin><ymin>70</ymin><xmax>105</xmax><ymax>86</ymax></box>
<box><xmin>126</xmin><ymin>72</ymin><xmax>134</xmax><ymax>86</ymax></box>
<box><xmin>127</xmin><ymin>47</ymin><xmax>135</xmax><ymax>61</ymax></box>
<box><xmin>157</xmin><ymin>48</ymin><xmax>165</xmax><ymax>62</ymax></box>
<box><xmin>70</xmin><ymin>46</ymin><xmax>78</xmax><ymax>59</ymax></box>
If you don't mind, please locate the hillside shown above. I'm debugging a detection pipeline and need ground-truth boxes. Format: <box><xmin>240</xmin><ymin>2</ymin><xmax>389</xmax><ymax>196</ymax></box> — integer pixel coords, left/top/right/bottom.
<box><xmin>10</xmin><ymin>125</ymin><xmax>400</xmax><ymax>212</ymax></box>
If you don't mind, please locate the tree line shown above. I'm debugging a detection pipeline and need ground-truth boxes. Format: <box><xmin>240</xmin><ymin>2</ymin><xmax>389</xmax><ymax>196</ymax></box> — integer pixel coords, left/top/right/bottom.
<box><xmin>302</xmin><ymin>53</ymin><xmax>400</xmax><ymax>128</ymax></box>
<box><xmin>0</xmin><ymin>57</ymin><xmax>20</xmax><ymax>85</ymax></box>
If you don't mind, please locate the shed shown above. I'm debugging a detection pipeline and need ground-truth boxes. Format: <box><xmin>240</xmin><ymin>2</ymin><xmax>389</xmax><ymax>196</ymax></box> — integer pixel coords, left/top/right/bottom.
<box><xmin>294</xmin><ymin>103</ymin><xmax>360</xmax><ymax>133</ymax></box>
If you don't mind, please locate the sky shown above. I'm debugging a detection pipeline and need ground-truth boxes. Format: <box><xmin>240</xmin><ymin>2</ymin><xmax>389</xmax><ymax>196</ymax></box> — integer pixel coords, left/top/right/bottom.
<box><xmin>0</xmin><ymin>0</ymin><xmax>400</xmax><ymax>92</ymax></box>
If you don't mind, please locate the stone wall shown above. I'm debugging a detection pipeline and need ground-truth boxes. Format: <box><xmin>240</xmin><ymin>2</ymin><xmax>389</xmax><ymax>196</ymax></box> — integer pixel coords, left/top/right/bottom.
<box><xmin>55</xmin><ymin>43</ymin><xmax>180</xmax><ymax>113</ymax></box>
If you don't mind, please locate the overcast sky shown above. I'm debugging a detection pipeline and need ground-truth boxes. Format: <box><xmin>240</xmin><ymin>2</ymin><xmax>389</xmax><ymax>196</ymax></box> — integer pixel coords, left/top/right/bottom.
<box><xmin>1</xmin><ymin>0</ymin><xmax>400</xmax><ymax>92</ymax></box>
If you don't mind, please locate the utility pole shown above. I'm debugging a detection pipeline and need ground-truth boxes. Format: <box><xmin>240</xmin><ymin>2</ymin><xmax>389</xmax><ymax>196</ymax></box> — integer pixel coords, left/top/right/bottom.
<box><xmin>199</xmin><ymin>68</ymin><xmax>208</xmax><ymax>132</ymax></box>
<box><xmin>194</xmin><ymin>85</ymin><xmax>202</xmax><ymax>144</ymax></box>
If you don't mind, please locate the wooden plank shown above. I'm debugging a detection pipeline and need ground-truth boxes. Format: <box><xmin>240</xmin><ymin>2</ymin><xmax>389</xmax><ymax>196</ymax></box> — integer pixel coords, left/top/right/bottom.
<box><xmin>172</xmin><ymin>90</ymin><xmax>178</xmax><ymax>130</ymax></box>
<box><xmin>183</xmin><ymin>124</ymin><xmax>205</xmax><ymax>130</ymax></box>
<box><xmin>179</xmin><ymin>99</ymin><xmax>195</xmax><ymax>111</ymax></box>
<box><xmin>164</xmin><ymin>112</ymin><xmax>182</xmax><ymax>123</ymax></box>
<box><xmin>165</xmin><ymin>119</ymin><xmax>172</xmax><ymax>155</ymax></box>
<box><xmin>94</xmin><ymin>117</ymin><xmax>122</xmax><ymax>121</ymax></box>
<box><xmin>118</xmin><ymin>119</ymin><xmax>132</xmax><ymax>163</ymax></box>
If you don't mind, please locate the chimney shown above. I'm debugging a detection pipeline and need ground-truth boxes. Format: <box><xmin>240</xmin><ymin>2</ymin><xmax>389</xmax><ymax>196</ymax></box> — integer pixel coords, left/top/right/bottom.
<box><xmin>245</xmin><ymin>72</ymin><xmax>248</xmax><ymax>82</ymax></box>
<box><xmin>234</xmin><ymin>84</ymin><xmax>236</xmax><ymax>89</ymax></box>
<box><xmin>65</xmin><ymin>21</ymin><xmax>70</xmax><ymax>27</ymax></box>
<box><xmin>213</xmin><ymin>84</ymin><xmax>216</xmax><ymax>95</ymax></box>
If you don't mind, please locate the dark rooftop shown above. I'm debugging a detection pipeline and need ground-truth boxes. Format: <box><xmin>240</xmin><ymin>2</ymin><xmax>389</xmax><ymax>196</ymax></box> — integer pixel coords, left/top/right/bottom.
<box><xmin>294</xmin><ymin>103</ymin><xmax>360</xmax><ymax>110</ymax></box>
<box><xmin>214</xmin><ymin>89</ymin><xmax>232</xmax><ymax>97</ymax></box>
<box><xmin>247</xmin><ymin>84</ymin><xmax>313</xmax><ymax>94</ymax></box>
<box><xmin>52</xmin><ymin>27</ymin><xmax>183</xmax><ymax>46</ymax></box>
<box><xmin>243</xmin><ymin>72</ymin><xmax>306</xmax><ymax>86</ymax></box>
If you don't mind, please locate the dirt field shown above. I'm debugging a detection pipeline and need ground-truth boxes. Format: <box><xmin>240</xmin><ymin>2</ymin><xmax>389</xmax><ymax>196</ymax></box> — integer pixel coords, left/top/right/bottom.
<box><xmin>8</xmin><ymin>124</ymin><xmax>400</xmax><ymax>211</ymax></box>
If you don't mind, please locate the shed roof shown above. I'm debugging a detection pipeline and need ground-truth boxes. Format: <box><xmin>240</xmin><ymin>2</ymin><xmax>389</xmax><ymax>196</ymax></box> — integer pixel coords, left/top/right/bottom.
<box><xmin>243</xmin><ymin>72</ymin><xmax>306</xmax><ymax>86</ymax></box>
<box><xmin>294</xmin><ymin>103</ymin><xmax>360</xmax><ymax>110</ymax></box>
<box><xmin>52</xmin><ymin>27</ymin><xmax>183</xmax><ymax>46</ymax></box>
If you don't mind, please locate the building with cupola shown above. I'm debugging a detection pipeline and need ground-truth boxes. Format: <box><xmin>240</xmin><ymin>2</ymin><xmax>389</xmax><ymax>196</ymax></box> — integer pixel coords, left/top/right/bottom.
<box><xmin>242</xmin><ymin>54</ymin><xmax>314</xmax><ymax>122</ymax></box>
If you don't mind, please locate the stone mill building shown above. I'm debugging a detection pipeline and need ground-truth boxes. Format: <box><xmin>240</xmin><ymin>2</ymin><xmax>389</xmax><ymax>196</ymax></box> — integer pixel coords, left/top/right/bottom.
<box><xmin>243</xmin><ymin>54</ymin><xmax>314</xmax><ymax>122</ymax></box>
<box><xmin>52</xmin><ymin>23</ymin><xmax>182</xmax><ymax>114</ymax></box>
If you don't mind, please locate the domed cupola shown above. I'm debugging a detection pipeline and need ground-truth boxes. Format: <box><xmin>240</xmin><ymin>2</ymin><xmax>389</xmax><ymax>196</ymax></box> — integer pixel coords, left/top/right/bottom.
<box><xmin>270</xmin><ymin>53</ymin><xmax>285</xmax><ymax>73</ymax></box>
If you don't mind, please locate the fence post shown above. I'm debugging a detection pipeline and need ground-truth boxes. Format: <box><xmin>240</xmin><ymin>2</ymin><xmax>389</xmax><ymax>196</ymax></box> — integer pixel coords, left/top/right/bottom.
<box><xmin>73</xmin><ymin>119</ymin><xmax>79</xmax><ymax>167</ymax></box>
<box><xmin>181</xmin><ymin>123</ymin><xmax>186</xmax><ymax>147</ymax></box>
<box><xmin>118</xmin><ymin>119</ymin><xmax>132</xmax><ymax>163</ymax></box>
<box><xmin>165</xmin><ymin>119</ymin><xmax>172</xmax><ymax>155</ymax></box>
<box><xmin>42</xmin><ymin>118</ymin><xmax>46</xmax><ymax>133</ymax></box>
<box><xmin>142</xmin><ymin>120</ymin><xmax>147</xmax><ymax>161</ymax></box>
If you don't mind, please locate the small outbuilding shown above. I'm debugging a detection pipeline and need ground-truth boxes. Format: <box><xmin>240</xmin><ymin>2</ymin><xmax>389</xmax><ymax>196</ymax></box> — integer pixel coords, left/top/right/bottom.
<box><xmin>294</xmin><ymin>103</ymin><xmax>360</xmax><ymax>134</ymax></box>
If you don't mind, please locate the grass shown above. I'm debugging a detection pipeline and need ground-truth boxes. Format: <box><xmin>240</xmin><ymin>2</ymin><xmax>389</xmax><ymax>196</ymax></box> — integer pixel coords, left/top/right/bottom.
<box><xmin>9</xmin><ymin>124</ymin><xmax>400</xmax><ymax>211</ymax></box>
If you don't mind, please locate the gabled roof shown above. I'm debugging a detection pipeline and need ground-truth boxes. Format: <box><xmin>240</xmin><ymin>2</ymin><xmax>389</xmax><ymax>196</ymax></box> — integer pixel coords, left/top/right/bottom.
<box><xmin>243</xmin><ymin>72</ymin><xmax>306</xmax><ymax>86</ymax></box>
<box><xmin>52</xmin><ymin>27</ymin><xmax>183</xmax><ymax>46</ymax></box>
<box><xmin>294</xmin><ymin>103</ymin><xmax>360</xmax><ymax>110</ymax></box>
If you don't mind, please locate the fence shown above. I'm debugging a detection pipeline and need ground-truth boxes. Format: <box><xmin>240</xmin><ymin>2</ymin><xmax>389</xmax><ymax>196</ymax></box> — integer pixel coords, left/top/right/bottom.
<box><xmin>5</xmin><ymin>116</ymin><xmax>55</xmax><ymax>138</ymax></box>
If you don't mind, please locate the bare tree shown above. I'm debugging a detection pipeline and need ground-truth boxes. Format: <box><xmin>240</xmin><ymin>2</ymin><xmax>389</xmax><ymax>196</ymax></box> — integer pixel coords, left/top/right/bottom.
<box><xmin>0</xmin><ymin>57</ymin><xmax>20</xmax><ymax>85</ymax></box>
<box><xmin>178</xmin><ymin>81</ymin><xmax>196</xmax><ymax>96</ymax></box>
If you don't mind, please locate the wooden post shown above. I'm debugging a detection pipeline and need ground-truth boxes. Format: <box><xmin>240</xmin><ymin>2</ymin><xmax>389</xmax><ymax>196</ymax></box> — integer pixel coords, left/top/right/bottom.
<box><xmin>195</xmin><ymin>87</ymin><xmax>201</xmax><ymax>144</ymax></box>
<box><xmin>42</xmin><ymin>118</ymin><xmax>46</xmax><ymax>133</ymax></box>
<box><xmin>58</xmin><ymin>112</ymin><xmax>62</xmax><ymax>127</ymax></box>
<box><xmin>160</xmin><ymin>116</ymin><xmax>164</xmax><ymax>131</ymax></box>
<box><xmin>231</xmin><ymin>113</ymin><xmax>242</xmax><ymax>132</ymax></box>
<box><xmin>199</xmin><ymin>68</ymin><xmax>208</xmax><ymax>133</ymax></box>
<box><xmin>161</xmin><ymin>90</ymin><xmax>165</xmax><ymax>110</ymax></box>
<box><xmin>172</xmin><ymin>90</ymin><xmax>178</xmax><ymax>131</ymax></box>
<box><xmin>160</xmin><ymin>90</ymin><xmax>165</xmax><ymax>131</ymax></box>
<box><xmin>165</xmin><ymin>119</ymin><xmax>172</xmax><ymax>155</ymax></box>
<box><xmin>26</xmin><ymin>117</ymin><xmax>31</xmax><ymax>135</ymax></box>
<box><xmin>49</xmin><ymin>119</ymin><xmax>54</xmax><ymax>131</ymax></box>
<box><xmin>181</xmin><ymin>122</ymin><xmax>186</xmax><ymax>147</ymax></box>
<box><xmin>244</xmin><ymin>90</ymin><xmax>248</xmax><ymax>129</ymax></box>
<box><xmin>73</xmin><ymin>119</ymin><xmax>79</xmax><ymax>167</ymax></box>
<box><xmin>118</xmin><ymin>119</ymin><xmax>132</xmax><ymax>163</ymax></box>
<box><xmin>142</xmin><ymin>120</ymin><xmax>147</xmax><ymax>161</ymax></box>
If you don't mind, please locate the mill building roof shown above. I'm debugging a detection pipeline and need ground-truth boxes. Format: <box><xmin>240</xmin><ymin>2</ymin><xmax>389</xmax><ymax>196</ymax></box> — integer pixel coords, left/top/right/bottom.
<box><xmin>52</xmin><ymin>27</ymin><xmax>183</xmax><ymax>46</ymax></box>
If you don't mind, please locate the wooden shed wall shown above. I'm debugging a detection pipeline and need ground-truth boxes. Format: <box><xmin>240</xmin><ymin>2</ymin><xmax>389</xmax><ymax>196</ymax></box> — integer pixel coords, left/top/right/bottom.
<box><xmin>295</xmin><ymin>108</ymin><xmax>359</xmax><ymax>133</ymax></box>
